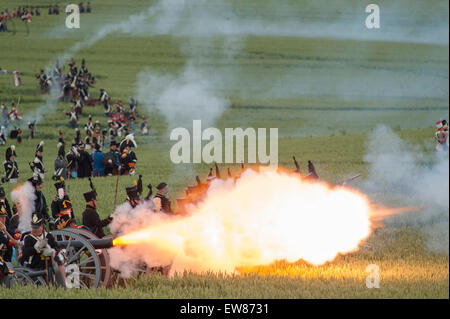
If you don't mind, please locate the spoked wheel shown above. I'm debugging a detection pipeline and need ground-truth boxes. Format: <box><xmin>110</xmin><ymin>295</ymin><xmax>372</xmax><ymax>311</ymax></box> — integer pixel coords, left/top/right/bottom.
<box><xmin>61</xmin><ymin>228</ymin><xmax>112</xmax><ymax>288</ymax></box>
<box><xmin>8</xmin><ymin>268</ymin><xmax>36</xmax><ymax>287</ymax></box>
<box><xmin>51</xmin><ymin>229</ymin><xmax>102</xmax><ymax>288</ymax></box>
<box><xmin>17</xmin><ymin>268</ymin><xmax>47</xmax><ymax>286</ymax></box>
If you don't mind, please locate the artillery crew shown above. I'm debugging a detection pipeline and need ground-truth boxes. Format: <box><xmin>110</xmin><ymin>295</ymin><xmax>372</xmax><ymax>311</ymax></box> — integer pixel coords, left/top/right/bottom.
<box><xmin>81</xmin><ymin>190</ymin><xmax>112</xmax><ymax>238</ymax></box>
<box><xmin>153</xmin><ymin>183</ymin><xmax>173</xmax><ymax>214</ymax></box>
<box><xmin>2</xmin><ymin>145</ymin><xmax>19</xmax><ymax>183</ymax></box>
<box><xmin>0</xmin><ymin>206</ymin><xmax>16</xmax><ymax>263</ymax></box>
<box><xmin>126</xmin><ymin>185</ymin><xmax>141</xmax><ymax>208</ymax></box>
<box><xmin>28</xmin><ymin>175</ymin><xmax>50</xmax><ymax>222</ymax></box>
<box><xmin>51</xmin><ymin>179</ymin><xmax>74</xmax><ymax>221</ymax></box>
<box><xmin>20</xmin><ymin>213</ymin><xmax>59</xmax><ymax>270</ymax></box>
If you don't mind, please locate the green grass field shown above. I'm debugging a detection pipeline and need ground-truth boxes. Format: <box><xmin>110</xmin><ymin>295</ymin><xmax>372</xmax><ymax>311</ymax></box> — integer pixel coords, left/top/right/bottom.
<box><xmin>0</xmin><ymin>0</ymin><xmax>448</xmax><ymax>298</ymax></box>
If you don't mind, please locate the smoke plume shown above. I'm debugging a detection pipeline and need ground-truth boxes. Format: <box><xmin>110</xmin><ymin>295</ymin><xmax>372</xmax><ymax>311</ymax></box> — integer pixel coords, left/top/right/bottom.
<box><xmin>362</xmin><ymin>125</ymin><xmax>449</xmax><ymax>253</ymax></box>
<box><xmin>11</xmin><ymin>182</ymin><xmax>36</xmax><ymax>233</ymax></box>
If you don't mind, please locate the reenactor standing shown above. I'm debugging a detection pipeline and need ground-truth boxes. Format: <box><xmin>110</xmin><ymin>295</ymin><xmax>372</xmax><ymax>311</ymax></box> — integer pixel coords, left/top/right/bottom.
<box><xmin>53</xmin><ymin>144</ymin><xmax>68</xmax><ymax>181</ymax></box>
<box><xmin>76</xmin><ymin>143</ymin><xmax>92</xmax><ymax>178</ymax></box>
<box><xmin>81</xmin><ymin>191</ymin><xmax>112</xmax><ymax>238</ymax></box>
<box><xmin>51</xmin><ymin>179</ymin><xmax>74</xmax><ymax>221</ymax></box>
<box><xmin>153</xmin><ymin>183</ymin><xmax>173</xmax><ymax>214</ymax></box>
<box><xmin>28</xmin><ymin>121</ymin><xmax>36</xmax><ymax>139</ymax></box>
<box><xmin>435</xmin><ymin>120</ymin><xmax>449</xmax><ymax>152</ymax></box>
<box><xmin>0</xmin><ymin>207</ymin><xmax>17</xmax><ymax>263</ymax></box>
<box><xmin>19</xmin><ymin>213</ymin><xmax>64</xmax><ymax>287</ymax></box>
<box><xmin>104</xmin><ymin>141</ymin><xmax>120</xmax><ymax>176</ymax></box>
<box><xmin>17</xmin><ymin>128</ymin><xmax>22</xmax><ymax>144</ymax></box>
<box><xmin>28</xmin><ymin>175</ymin><xmax>50</xmax><ymax>222</ymax></box>
<box><xmin>66</xmin><ymin>143</ymin><xmax>79</xmax><ymax>178</ymax></box>
<box><xmin>2</xmin><ymin>145</ymin><xmax>19</xmax><ymax>183</ymax></box>
<box><xmin>30</xmin><ymin>141</ymin><xmax>46</xmax><ymax>179</ymax></box>
<box><xmin>0</xmin><ymin>187</ymin><xmax>12</xmax><ymax>222</ymax></box>
<box><xmin>99</xmin><ymin>89</ymin><xmax>110</xmax><ymax>115</ymax></box>
<box><xmin>120</xmin><ymin>145</ymin><xmax>137</xmax><ymax>176</ymax></box>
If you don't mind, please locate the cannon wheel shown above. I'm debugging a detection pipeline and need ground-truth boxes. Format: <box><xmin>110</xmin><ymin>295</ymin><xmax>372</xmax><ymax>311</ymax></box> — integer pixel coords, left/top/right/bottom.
<box><xmin>62</xmin><ymin>228</ymin><xmax>112</xmax><ymax>288</ymax></box>
<box><xmin>8</xmin><ymin>268</ymin><xmax>36</xmax><ymax>287</ymax></box>
<box><xmin>15</xmin><ymin>267</ymin><xmax>47</xmax><ymax>286</ymax></box>
<box><xmin>51</xmin><ymin>229</ymin><xmax>102</xmax><ymax>288</ymax></box>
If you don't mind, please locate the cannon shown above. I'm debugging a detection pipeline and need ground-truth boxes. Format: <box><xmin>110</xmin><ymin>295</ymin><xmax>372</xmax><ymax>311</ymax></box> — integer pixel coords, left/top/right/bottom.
<box><xmin>51</xmin><ymin>228</ymin><xmax>113</xmax><ymax>288</ymax></box>
<box><xmin>4</xmin><ymin>228</ymin><xmax>114</xmax><ymax>289</ymax></box>
<box><xmin>5</xmin><ymin>227</ymin><xmax>171</xmax><ymax>289</ymax></box>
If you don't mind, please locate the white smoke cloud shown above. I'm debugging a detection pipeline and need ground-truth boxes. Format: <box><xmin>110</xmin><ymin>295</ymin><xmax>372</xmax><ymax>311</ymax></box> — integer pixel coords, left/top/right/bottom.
<box><xmin>109</xmin><ymin>199</ymin><xmax>179</xmax><ymax>277</ymax></box>
<box><xmin>136</xmin><ymin>63</ymin><xmax>230</xmax><ymax>130</ymax></box>
<box><xmin>361</xmin><ymin>125</ymin><xmax>449</xmax><ymax>253</ymax></box>
<box><xmin>11</xmin><ymin>182</ymin><xmax>37</xmax><ymax>233</ymax></box>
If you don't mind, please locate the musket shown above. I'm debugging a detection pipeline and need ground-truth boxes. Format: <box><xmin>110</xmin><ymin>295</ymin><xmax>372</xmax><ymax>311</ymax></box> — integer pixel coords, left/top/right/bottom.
<box><xmin>88</xmin><ymin>177</ymin><xmax>97</xmax><ymax>196</ymax></box>
<box><xmin>307</xmin><ymin>160</ymin><xmax>319</xmax><ymax>180</ymax></box>
<box><xmin>292</xmin><ymin>156</ymin><xmax>301</xmax><ymax>174</ymax></box>
<box><xmin>215</xmin><ymin>162</ymin><xmax>221</xmax><ymax>179</ymax></box>
<box><xmin>341</xmin><ymin>174</ymin><xmax>362</xmax><ymax>186</ymax></box>
<box><xmin>137</xmin><ymin>175</ymin><xmax>143</xmax><ymax>195</ymax></box>
<box><xmin>145</xmin><ymin>183</ymin><xmax>153</xmax><ymax>200</ymax></box>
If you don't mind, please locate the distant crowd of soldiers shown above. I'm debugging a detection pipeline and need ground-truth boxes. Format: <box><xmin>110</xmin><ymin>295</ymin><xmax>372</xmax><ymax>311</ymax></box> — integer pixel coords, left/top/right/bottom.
<box><xmin>1</xmin><ymin>127</ymin><xmax>139</xmax><ymax>184</ymax></box>
<box><xmin>0</xmin><ymin>6</ymin><xmax>40</xmax><ymax>31</ymax></box>
<box><xmin>0</xmin><ymin>2</ymin><xmax>92</xmax><ymax>32</ymax></box>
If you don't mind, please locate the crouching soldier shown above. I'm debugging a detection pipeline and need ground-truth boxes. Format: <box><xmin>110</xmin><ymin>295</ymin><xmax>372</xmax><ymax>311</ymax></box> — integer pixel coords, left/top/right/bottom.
<box><xmin>125</xmin><ymin>186</ymin><xmax>140</xmax><ymax>208</ymax></box>
<box><xmin>20</xmin><ymin>213</ymin><xmax>65</xmax><ymax>286</ymax></box>
<box><xmin>56</xmin><ymin>214</ymin><xmax>89</xmax><ymax>231</ymax></box>
<box><xmin>153</xmin><ymin>183</ymin><xmax>173</xmax><ymax>214</ymax></box>
<box><xmin>28</xmin><ymin>175</ymin><xmax>50</xmax><ymax>223</ymax></box>
<box><xmin>82</xmin><ymin>191</ymin><xmax>112</xmax><ymax>238</ymax></box>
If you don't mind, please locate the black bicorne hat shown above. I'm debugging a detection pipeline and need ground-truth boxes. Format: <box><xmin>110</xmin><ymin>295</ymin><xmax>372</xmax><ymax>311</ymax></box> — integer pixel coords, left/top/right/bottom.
<box><xmin>54</xmin><ymin>179</ymin><xmax>65</xmax><ymax>190</ymax></box>
<box><xmin>28</xmin><ymin>174</ymin><xmax>43</xmax><ymax>186</ymax></box>
<box><xmin>83</xmin><ymin>190</ymin><xmax>96</xmax><ymax>202</ymax></box>
<box><xmin>126</xmin><ymin>186</ymin><xmax>140</xmax><ymax>201</ymax></box>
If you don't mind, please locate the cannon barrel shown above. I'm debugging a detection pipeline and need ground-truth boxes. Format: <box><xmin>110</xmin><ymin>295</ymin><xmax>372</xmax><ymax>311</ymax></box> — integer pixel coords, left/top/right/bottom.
<box><xmin>57</xmin><ymin>237</ymin><xmax>115</xmax><ymax>249</ymax></box>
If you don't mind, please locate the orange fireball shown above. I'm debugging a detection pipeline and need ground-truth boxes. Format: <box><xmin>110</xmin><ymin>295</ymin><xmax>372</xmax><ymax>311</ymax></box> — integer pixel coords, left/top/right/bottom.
<box><xmin>110</xmin><ymin>168</ymin><xmax>380</xmax><ymax>274</ymax></box>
